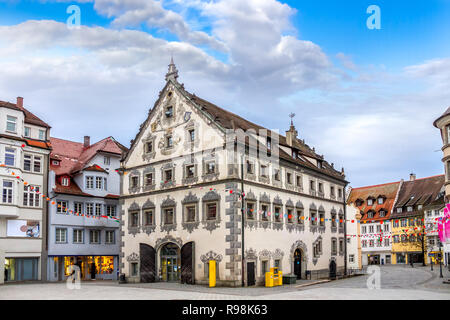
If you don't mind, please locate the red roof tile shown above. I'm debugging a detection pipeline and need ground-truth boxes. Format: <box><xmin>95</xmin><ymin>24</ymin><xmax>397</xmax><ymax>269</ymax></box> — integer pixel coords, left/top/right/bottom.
<box><xmin>50</xmin><ymin>136</ymin><xmax>124</xmax><ymax>175</ymax></box>
<box><xmin>347</xmin><ymin>181</ymin><xmax>401</xmax><ymax>222</ymax></box>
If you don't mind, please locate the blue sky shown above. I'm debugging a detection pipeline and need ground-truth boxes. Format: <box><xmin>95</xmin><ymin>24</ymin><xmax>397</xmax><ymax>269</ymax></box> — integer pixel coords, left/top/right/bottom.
<box><xmin>0</xmin><ymin>0</ymin><xmax>448</xmax><ymax>187</ymax></box>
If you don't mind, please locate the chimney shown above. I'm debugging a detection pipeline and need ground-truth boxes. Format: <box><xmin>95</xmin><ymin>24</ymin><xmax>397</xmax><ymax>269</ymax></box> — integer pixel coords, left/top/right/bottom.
<box><xmin>16</xmin><ymin>97</ymin><xmax>24</xmax><ymax>109</ymax></box>
<box><xmin>410</xmin><ymin>173</ymin><xmax>416</xmax><ymax>181</ymax></box>
<box><xmin>84</xmin><ymin>136</ymin><xmax>90</xmax><ymax>148</ymax></box>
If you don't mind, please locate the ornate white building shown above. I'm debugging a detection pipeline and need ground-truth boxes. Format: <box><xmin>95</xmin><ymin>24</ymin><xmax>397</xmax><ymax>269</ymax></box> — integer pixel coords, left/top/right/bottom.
<box><xmin>119</xmin><ymin>61</ymin><xmax>348</xmax><ymax>286</ymax></box>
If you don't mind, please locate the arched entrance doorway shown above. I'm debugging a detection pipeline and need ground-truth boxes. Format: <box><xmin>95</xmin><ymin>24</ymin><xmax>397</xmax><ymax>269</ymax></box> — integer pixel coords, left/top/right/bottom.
<box><xmin>160</xmin><ymin>243</ymin><xmax>180</xmax><ymax>282</ymax></box>
<box><xmin>294</xmin><ymin>249</ymin><xmax>302</xmax><ymax>279</ymax></box>
<box><xmin>329</xmin><ymin>260</ymin><xmax>337</xmax><ymax>280</ymax></box>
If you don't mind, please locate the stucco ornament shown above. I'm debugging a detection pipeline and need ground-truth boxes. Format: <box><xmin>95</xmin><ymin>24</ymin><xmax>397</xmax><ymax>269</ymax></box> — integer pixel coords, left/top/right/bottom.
<box><xmin>200</xmin><ymin>251</ymin><xmax>223</xmax><ymax>263</ymax></box>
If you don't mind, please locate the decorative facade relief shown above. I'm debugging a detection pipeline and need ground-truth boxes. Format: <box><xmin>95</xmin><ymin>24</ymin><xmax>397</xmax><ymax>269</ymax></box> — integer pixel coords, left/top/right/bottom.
<box><xmin>200</xmin><ymin>250</ymin><xmax>223</xmax><ymax>263</ymax></box>
<box><xmin>155</xmin><ymin>234</ymin><xmax>183</xmax><ymax>250</ymax></box>
<box><xmin>126</xmin><ymin>252</ymin><xmax>139</xmax><ymax>262</ymax></box>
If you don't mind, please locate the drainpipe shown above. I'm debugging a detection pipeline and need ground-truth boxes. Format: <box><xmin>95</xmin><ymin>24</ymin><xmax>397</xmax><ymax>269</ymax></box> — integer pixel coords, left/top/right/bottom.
<box><xmin>240</xmin><ymin>153</ymin><xmax>245</xmax><ymax>287</ymax></box>
<box><xmin>343</xmin><ymin>184</ymin><xmax>348</xmax><ymax>276</ymax></box>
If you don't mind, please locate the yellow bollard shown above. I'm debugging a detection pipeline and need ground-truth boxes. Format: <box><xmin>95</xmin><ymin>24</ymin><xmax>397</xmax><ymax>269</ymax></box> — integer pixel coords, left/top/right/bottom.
<box><xmin>209</xmin><ymin>260</ymin><xmax>216</xmax><ymax>287</ymax></box>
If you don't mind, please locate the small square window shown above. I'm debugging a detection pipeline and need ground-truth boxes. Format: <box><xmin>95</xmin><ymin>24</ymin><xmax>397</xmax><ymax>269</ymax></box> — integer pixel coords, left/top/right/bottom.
<box><xmin>165</xmin><ymin>106</ymin><xmax>173</xmax><ymax>118</ymax></box>
<box><xmin>186</xmin><ymin>165</ymin><xmax>195</xmax><ymax>178</ymax></box>
<box><xmin>206</xmin><ymin>161</ymin><xmax>215</xmax><ymax>174</ymax></box>
<box><xmin>164</xmin><ymin>169</ymin><xmax>173</xmax><ymax>182</ymax></box>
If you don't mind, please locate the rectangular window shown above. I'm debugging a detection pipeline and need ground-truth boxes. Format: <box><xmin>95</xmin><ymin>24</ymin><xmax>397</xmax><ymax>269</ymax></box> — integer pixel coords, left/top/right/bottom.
<box><xmin>74</xmin><ymin>202</ymin><xmax>83</xmax><ymax>214</ymax></box>
<box><xmin>384</xmin><ymin>224</ymin><xmax>389</xmax><ymax>232</ymax></box>
<box><xmin>89</xmin><ymin>230</ymin><xmax>100</xmax><ymax>244</ymax></box>
<box><xmin>55</xmin><ymin>228</ymin><xmax>67</xmax><ymax>243</ymax></box>
<box><xmin>206</xmin><ymin>202</ymin><xmax>217</xmax><ymax>220</ymax></box>
<box><xmin>186</xmin><ymin>165</ymin><xmax>195</xmax><ymax>178</ymax></box>
<box><xmin>185</xmin><ymin>205</ymin><xmax>196</xmax><ymax>222</ymax></box>
<box><xmin>2</xmin><ymin>180</ymin><xmax>13</xmax><ymax>203</ymax></box>
<box><xmin>86</xmin><ymin>176</ymin><xmax>94</xmax><ymax>189</ymax></box>
<box><xmin>401</xmin><ymin>219</ymin><xmax>407</xmax><ymax>227</ymax></box>
<box><xmin>104</xmin><ymin>156</ymin><xmax>110</xmax><ymax>165</ymax></box>
<box><xmin>206</xmin><ymin>161</ymin><xmax>215</xmax><ymax>174</ymax></box>
<box><xmin>33</xmin><ymin>156</ymin><xmax>41</xmax><ymax>173</ymax></box>
<box><xmin>274</xmin><ymin>169</ymin><xmax>280</xmax><ymax>181</ymax></box>
<box><xmin>106</xmin><ymin>205</ymin><xmax>116</xmax><ymax>217</ymax></box>
<box><xmin>73</xmin><ymin>229</ymin><xmax>84</xmax><ymax>244</ymax></box>
<box><xmin>56</xmin><ymin>201</ymin><xmax>68</xmax><ymax>213</ymax></box>
<box><xmin>246</xmin><ymin>160</ymin><xmax>254</xmax><ymax>174</ymax></box>
<box><xmin>5</xmin><ymin>147</ymin><xmax>15</xmax><ymax>166</ymax></box>
<box><xmin>369</xmin><ymin>225</ymin><xmax>374</xmax><ymax>233</ymax></box>
<box><xmin>105</xmin><ymin>230</ymin><xmax>115</xmax><ymax>244</ymax></box>
<box><xmin>311</xmin><ymin>211</ymin><xmax>317</xmax><ymax>225</ymax></box>
<box><xmin>23</xmin><ymin>185</ymin><xmax>40</xmax><ymax>207</ymax></box>
<box><xmin>287</xmin><ymin>209</ymin><xmax>293</xmax><ymax>223</ymax></box>
<box><xmin>319</xmin><ymin>212</ymin><xmax>325</xmax><ymax>226</ymax></box>
<box><xmin>131</xmin><ymin>211</ymin><xmax>139</xmax><ymax>227</ymax></box>
<box><xmin>104</xmin><ymin>178</ymin><xmax>107</xmax><ymax>191</ymax></box>
<box><xmin>131</xmin><ymin>176</ymin><xmax>139</xmax><ymax>187</ymax></box>
<box><xmin>95</xmin><ymin>203</ymin><xmax>102</xmax><ymax>216</ymax></box>
<box><xmin>24</xmin><ymin>154</ymin><xmax>32</xmax><ymax>171</ymax></box>
<box><xmin>297</xmin><ymin>209</ymin><xmax>303</xmax><ymax>224</ymax></box>
<box><xmin>286</xmin><ymin>172</ymin><xmax>292</xmax><ymax>184</ymax></box>
<box><xmin>164</xmin><ymin>208</ymin><xmax>174</xmax><ymax>224</ymax></box>
<box><xmin>24</xmin><ymin>126</ymin><xmax>31</xmax><ymax>137</ymax></box>
<box><xmin>274</xmin><ymin>206</ymin><xmax>281</xmax><ymax>222</ymax></box>
<box><xmin>261</xmin><ymin>204</ymin><xmax>269</xmax><ymax>221</ymax></box>
<box><xmin>384</xmin><ymin>238</ymin><xmax>390</xmax><ymax>246</ymax></box>
<box><xmin>95</xmin><ymin>177</ymin><xmax>103</xmax><ymax>189</ymax></box>
<box><xmin>261</xmin><ymin>260</ymin><xmax>268</xmax><ymax>275</ymax></box>
<box><xmin>166</xmin><ymin>135</ymin><xmax>173</xmax><ymax>148</ymax></box>
<box><xmin>61</xmin><ymin>177</ymin><xmax>69</xmax><ymax>186</ymax></box>
<box><xmin>260</xmin><ymin>165</ymin><xmax>268</xmax><ymax>177</ymax></box>
<box><xmin>247</xmin><ymin>202</ymin><xmax>255</xmax><ymax>220</ymax></box>
<box><xmin>189</xmin><ymin>129</ymin><xmax>195</xmax><ymax>142</ymax></box>
<box><xmin>296</xmin><ymin>175</ymin><xmax>302</xmax><ymax>187</ymax></box>
<box><xmin>38</xmin><ymin>130</ymin><xmax>45</xmax><ymax>140</ymax></box>
<box><xmin>145</xmin><ymin>173</ymin><xmax>153</xmax><ymax>185</ymax></box>
<box><xmin>349</xmin><ymin>255</ymin><xmax>355</xmax><ymax>263</ymax></box>
<box><xmin>144</xmin><ymin>209</ymin><xmax>154</xmax><ymax>225</ymax></box>
<box><xmin>86</xmin><ymin>203</ymin><xmax>94</xmax><ymax>215</ymax></box>
<box><xmin>131</xmin><ymin>262</ymin><xmax>138</xmax><ymax>276</ymax></box>
<box><xmin>310</xmin><ymin>180</ymin><xmax>315</xmax><ymax>191</ymax></box>
<box><xmin>274</xmin><ymin>259</ymin><xmax>280</xmax><ymax>269</ymax></box>
<box><xmin>146</xmin><ymin>141</ymin><xmax>153</xmax><ymax>153</ymax></box>
<box><xmin>164</xmin><ymin>169</ymin><xmax>173</xmax><ymax>182</ymax></box>
<box><xmin>165</xmin><ymin>106</ymin><xmax>173</xmax><ymax>118</ymax></box>
<box><xmin>6</xmin><ymin>115</ymin><xmax>17</xmax><ymax>132</ymax></box>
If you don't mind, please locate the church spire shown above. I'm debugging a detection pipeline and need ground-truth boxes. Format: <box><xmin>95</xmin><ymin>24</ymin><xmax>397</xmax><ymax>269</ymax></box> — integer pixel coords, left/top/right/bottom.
<box><xmin>165</xmin><ymin>56</ymin><xmax>179</xmax><ymax>82</ymax></box>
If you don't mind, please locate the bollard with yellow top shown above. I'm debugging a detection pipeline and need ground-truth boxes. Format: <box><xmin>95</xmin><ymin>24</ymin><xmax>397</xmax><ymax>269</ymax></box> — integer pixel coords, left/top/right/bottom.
<box><xmin>265</xmin><ymin>267</ymin><xmax>282</xmax><ymax>287</ymax></box>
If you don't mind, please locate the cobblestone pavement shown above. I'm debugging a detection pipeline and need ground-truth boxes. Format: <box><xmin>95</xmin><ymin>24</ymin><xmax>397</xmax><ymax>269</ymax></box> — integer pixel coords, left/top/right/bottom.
<box><xmin>0</xmin><ymin>265</ymin><xmax>449</xmax><ymax>300</ymax></box>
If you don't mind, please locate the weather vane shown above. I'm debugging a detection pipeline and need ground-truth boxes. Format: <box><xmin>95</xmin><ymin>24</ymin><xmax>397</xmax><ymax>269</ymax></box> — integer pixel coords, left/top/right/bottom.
<box><xmin>289</xmin><ymin>112</ymin><xmax>295</xmax><ymax>125</ymax></box>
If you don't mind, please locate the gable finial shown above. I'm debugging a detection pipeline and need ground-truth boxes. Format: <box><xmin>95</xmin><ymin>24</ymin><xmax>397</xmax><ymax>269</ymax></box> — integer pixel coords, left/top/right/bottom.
<box><xmin>165</xmin><ymin>55</ymin><xmax>179</xmax><ymax>82</ymax></box>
